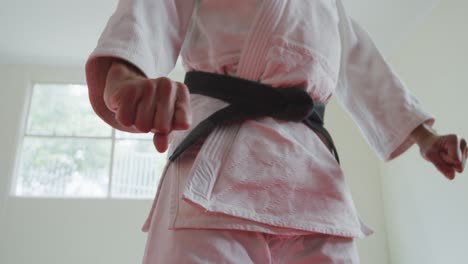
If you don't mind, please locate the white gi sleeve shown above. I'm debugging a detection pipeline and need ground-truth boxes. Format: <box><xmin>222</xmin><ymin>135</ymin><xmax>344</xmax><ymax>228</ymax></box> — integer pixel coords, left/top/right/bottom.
<box><xmin>85</xmin><ymin>0</ymin><xmax>196</xmax><ymax>130</ymax></box>
<box><xmin>334</xmin><ymin>0</ymin><xmax>435</xmax><ymax>161</ymax></box>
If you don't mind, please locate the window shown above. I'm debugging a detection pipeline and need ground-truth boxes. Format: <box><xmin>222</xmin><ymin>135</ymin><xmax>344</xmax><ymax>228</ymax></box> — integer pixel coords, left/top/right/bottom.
<box><xmin>14</xmin><ymin>83</ymin><xmax>167</xmax><ymax>199</ymax></box>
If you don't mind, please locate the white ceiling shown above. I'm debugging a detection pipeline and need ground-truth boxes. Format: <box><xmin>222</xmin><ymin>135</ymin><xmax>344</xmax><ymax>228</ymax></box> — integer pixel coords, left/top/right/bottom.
<box><xmin>0</xmin><ymin>0</ymin><xmax>440</xmax><ymax>67</ymax></box>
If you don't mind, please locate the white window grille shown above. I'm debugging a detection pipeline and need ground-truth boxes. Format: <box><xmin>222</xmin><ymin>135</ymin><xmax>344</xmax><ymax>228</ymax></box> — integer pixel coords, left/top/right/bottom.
<box><xmin>14</xmin><ymin>83</ymin><xmax>167</xmax><ymax>199</ymax></box>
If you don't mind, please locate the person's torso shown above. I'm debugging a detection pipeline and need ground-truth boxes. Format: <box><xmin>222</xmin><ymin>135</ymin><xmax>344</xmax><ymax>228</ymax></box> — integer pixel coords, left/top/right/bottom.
<box><xmin>181</xmin><ymin>0</ymin><xmax>342</xmax><ymax>104</ymax></box>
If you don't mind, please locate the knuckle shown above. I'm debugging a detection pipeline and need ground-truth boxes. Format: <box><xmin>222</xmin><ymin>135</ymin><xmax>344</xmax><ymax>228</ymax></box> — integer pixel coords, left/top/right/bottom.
<box><xmin>177</xmin><ymin>82</ymin><xmax>189</xmax><ymax>91</ymax></box>
<box><xmin>157</xmin><ymin>77</ymin><xmax>172</xmax><ymax>88</ymax></box>
<box><xmin>156</xmin><ymin>78</ymin><xmax>174</xmax><ymax>98</ymax></box>
<box><xmin>158</xmin><ymin>76</ymin><xmax>172</xmax><ymax>83</ymax></box>
<box><xmin>108</xmin><ymin>62</ymin><xmax>126</xmax><ymax>78</ymax></box>
<box><xmin>117</xmin><ymin>114</ymin><xmax>131</xmax><ymax>127</ymax></box>
<box><xmin>118</xmin><ymin>84</ymin><xmax>136</xmax><ymax>100</ymax></box>
<box><xmin>142</xmin><ymin>79</ymin><xmax>155</xmax><ymax>94</ymax></box>
<box><xmin>448</xmin><ymin>133</ymin><xmax>458</xmax><ymax>141</ymax></box>
<box><xmin>174</xmin><ymin>99</ymin><xmax>187</xmax><ymax>109</ymax></box>
<box><xmin>177</xmin><ymin>83</ymin><xmax>190</xmax><ymax>97</ymax></box>
<box><xmin>153</xmin><ymin>119</ymin><xmax>171</xmax><ymax>134</ymax></box>
<box><xmin>134</xmin><ymin>119</ymin><xmax>151</xmax><ymax>132</ymax></box>
<box><xmin>154</xmin><ymin>125</ymin><xmax>170</xmax><ymax>134</ymax></box>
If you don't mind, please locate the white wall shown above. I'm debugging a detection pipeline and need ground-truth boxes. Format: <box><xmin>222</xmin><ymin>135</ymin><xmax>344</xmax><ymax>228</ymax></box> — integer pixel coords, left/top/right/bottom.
<box><xmin>327</xmin><ymin>98</ymin><xmax>390</xmax><ymax>264</ymax></box>
<box><xmin>0</xmin><ymin>63</ymin><xmax>390</xmax><ymax>263</ymax></box>
<box><xmin>382</xmin><ymin>0</ymin><xmax>468</xmax><ymax>263</ymax></box>
<box><xmin>0</xmin><ymin>65</ymin><xmax>150</xmax><ymax>264</ymax></box>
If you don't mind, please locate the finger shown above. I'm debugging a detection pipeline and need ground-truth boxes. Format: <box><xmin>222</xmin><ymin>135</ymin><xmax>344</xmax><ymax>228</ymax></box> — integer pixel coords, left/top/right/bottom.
<box><xmin>448</xmin><ymin>137</ymin><xmax>467</xmax><ymax>173</ymax></box>
<box><xmin>134</xmin><ymin>80</ymin><xmax>157</xmax><ymax>133</ymax></box>
<box><xmin>153</xmin><ymin>132</ymin><xmax>169</xmax><ymax>153</ymax></box>
<box><xmin>153</xmin><ymin>77</ymin><xmax>176</xmax><ymax>134</ymax></box>
<box><xmin>172</xmin><ymin>82</ymin><xmax>191</xmax><ymax>130</ymax></box>
<box><xmin>114</xmin><ymin>86</ymin><xmax>141</xmax><ymax>127</ymax></box>
<box><xmin>442</xmin><ymin>134</ymin><xmax>462</xmax><ymax>165</ymax></box>
<box><xmin>455</xmin><ymin>136</ymin><xmax>464</xmax><ymax>164</ymax></box>
<box><xmin>435</xmin><ymin>158</ymin><xmax>456</xmax><ymax>180</ymax></box>
<box><xmin>427</xmin><ymin>151</ymin><xmax>456</xmax><ymax>180</ymax></box>
<box><xmin>442</xmin><ymin>152</ymin><xmax>464</xmax><ymax>173</ymax></box>
<box><xmin>460</xmin><ymin>139</ymin><xmax>467</xmax><ymax>170</ymax></box>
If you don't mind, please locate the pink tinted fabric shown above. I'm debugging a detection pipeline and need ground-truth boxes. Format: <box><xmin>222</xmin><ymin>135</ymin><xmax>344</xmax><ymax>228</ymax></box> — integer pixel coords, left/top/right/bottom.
<box><xmin>144</xmin><ymin>227</ymin><xmax>359</xmax><ymax>263</ymax></box>
<box><xmin>86</xmin><ymin>0</ymin><xmax>436</xmax><ymax>240</ymax></box>
<box><xmin>142</xmin><ymin>140</ymin><xmax>360</xmax><ymax>263</ymax></box>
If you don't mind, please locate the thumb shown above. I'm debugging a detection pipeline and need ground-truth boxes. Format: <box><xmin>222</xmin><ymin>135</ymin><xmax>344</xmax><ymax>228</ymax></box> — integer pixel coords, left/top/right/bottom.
<box><xmin>104</xmin><ymin>61</ymin><xmax>140</xmax><ymax>112</ymax></box>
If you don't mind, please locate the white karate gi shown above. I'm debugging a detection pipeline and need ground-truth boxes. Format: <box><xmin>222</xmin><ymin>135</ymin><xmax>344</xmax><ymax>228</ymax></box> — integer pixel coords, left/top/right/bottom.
<box><xmin>86</xmin><ymin>0</ymin><xmax>435</xmax><ymax>262</ymax></box>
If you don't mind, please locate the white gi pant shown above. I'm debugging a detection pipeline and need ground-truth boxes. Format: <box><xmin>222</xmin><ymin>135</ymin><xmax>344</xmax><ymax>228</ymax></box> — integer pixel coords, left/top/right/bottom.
<box><xmin>142</xmin><ymin>139</ymin><xmax>360</xmax><ymax>264</ymax></box>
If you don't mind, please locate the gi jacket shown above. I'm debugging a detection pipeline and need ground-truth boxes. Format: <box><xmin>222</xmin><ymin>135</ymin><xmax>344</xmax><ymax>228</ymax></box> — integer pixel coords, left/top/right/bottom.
<box><xmin>86</xmin><ymin>0</ymin><xmax>435</xmax><ymax>238</ymax></box>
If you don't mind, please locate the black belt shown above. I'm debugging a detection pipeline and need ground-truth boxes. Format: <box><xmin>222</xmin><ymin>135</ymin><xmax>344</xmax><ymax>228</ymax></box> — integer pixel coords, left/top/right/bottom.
<box><xmin>168</xmin><ymin>71</ymin><xmax>340</xmax><ymax>164</ymax></box>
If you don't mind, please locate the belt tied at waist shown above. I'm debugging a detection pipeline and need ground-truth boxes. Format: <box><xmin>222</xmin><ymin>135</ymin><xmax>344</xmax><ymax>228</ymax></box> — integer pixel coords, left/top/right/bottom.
<box><xmin>168</xmin><ymin>71</ymin><xmax>340</xmax><ymax>164</ymax></box>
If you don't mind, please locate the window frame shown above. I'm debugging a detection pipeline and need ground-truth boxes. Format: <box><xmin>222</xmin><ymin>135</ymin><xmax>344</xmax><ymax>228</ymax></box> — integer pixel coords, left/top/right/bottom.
<box><xmin>12</xmin><ymin>80</ymin><xmax>159</xmax><ymax>199</ymax></box>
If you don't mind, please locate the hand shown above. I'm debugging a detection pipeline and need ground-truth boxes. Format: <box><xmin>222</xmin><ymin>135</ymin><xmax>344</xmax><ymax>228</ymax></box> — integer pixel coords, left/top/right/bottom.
<box><xmin>417</xmin><ymin>133</ymin><xmax>467</xmax><ymax>180</ymax></box>
<box><xmin>103</xmin><ymin>60</ymin><xmax>191</xmax><ymax>152</ymax></box>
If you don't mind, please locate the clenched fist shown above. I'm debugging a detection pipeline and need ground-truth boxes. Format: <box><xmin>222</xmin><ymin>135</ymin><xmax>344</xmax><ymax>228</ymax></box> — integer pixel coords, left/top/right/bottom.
<box><xmin>103</xmin><ymin>61</ymin><xmax>191</xmax><ymax>153</ymax></box>
<box><xmin>419</xmin><ymin>133</ymin><xmax>467</xmax><ymax>180</ymax></box>
<box><xmin>410</xmin><ymin>123</ymin><xmax>466</xmax><ymax>180</ymax></box>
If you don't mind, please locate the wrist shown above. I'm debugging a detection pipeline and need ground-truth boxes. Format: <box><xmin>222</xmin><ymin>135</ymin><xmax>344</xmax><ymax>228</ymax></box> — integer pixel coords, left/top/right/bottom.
<box><xmin>411</xmin><ymin>123</ymin><xmax>437</xmax><ymax>146</ymax></box>
<box><xmin>110</xmin><ymin>58</ymin><xmax>146</xmax><ymax>78</ymax></box>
